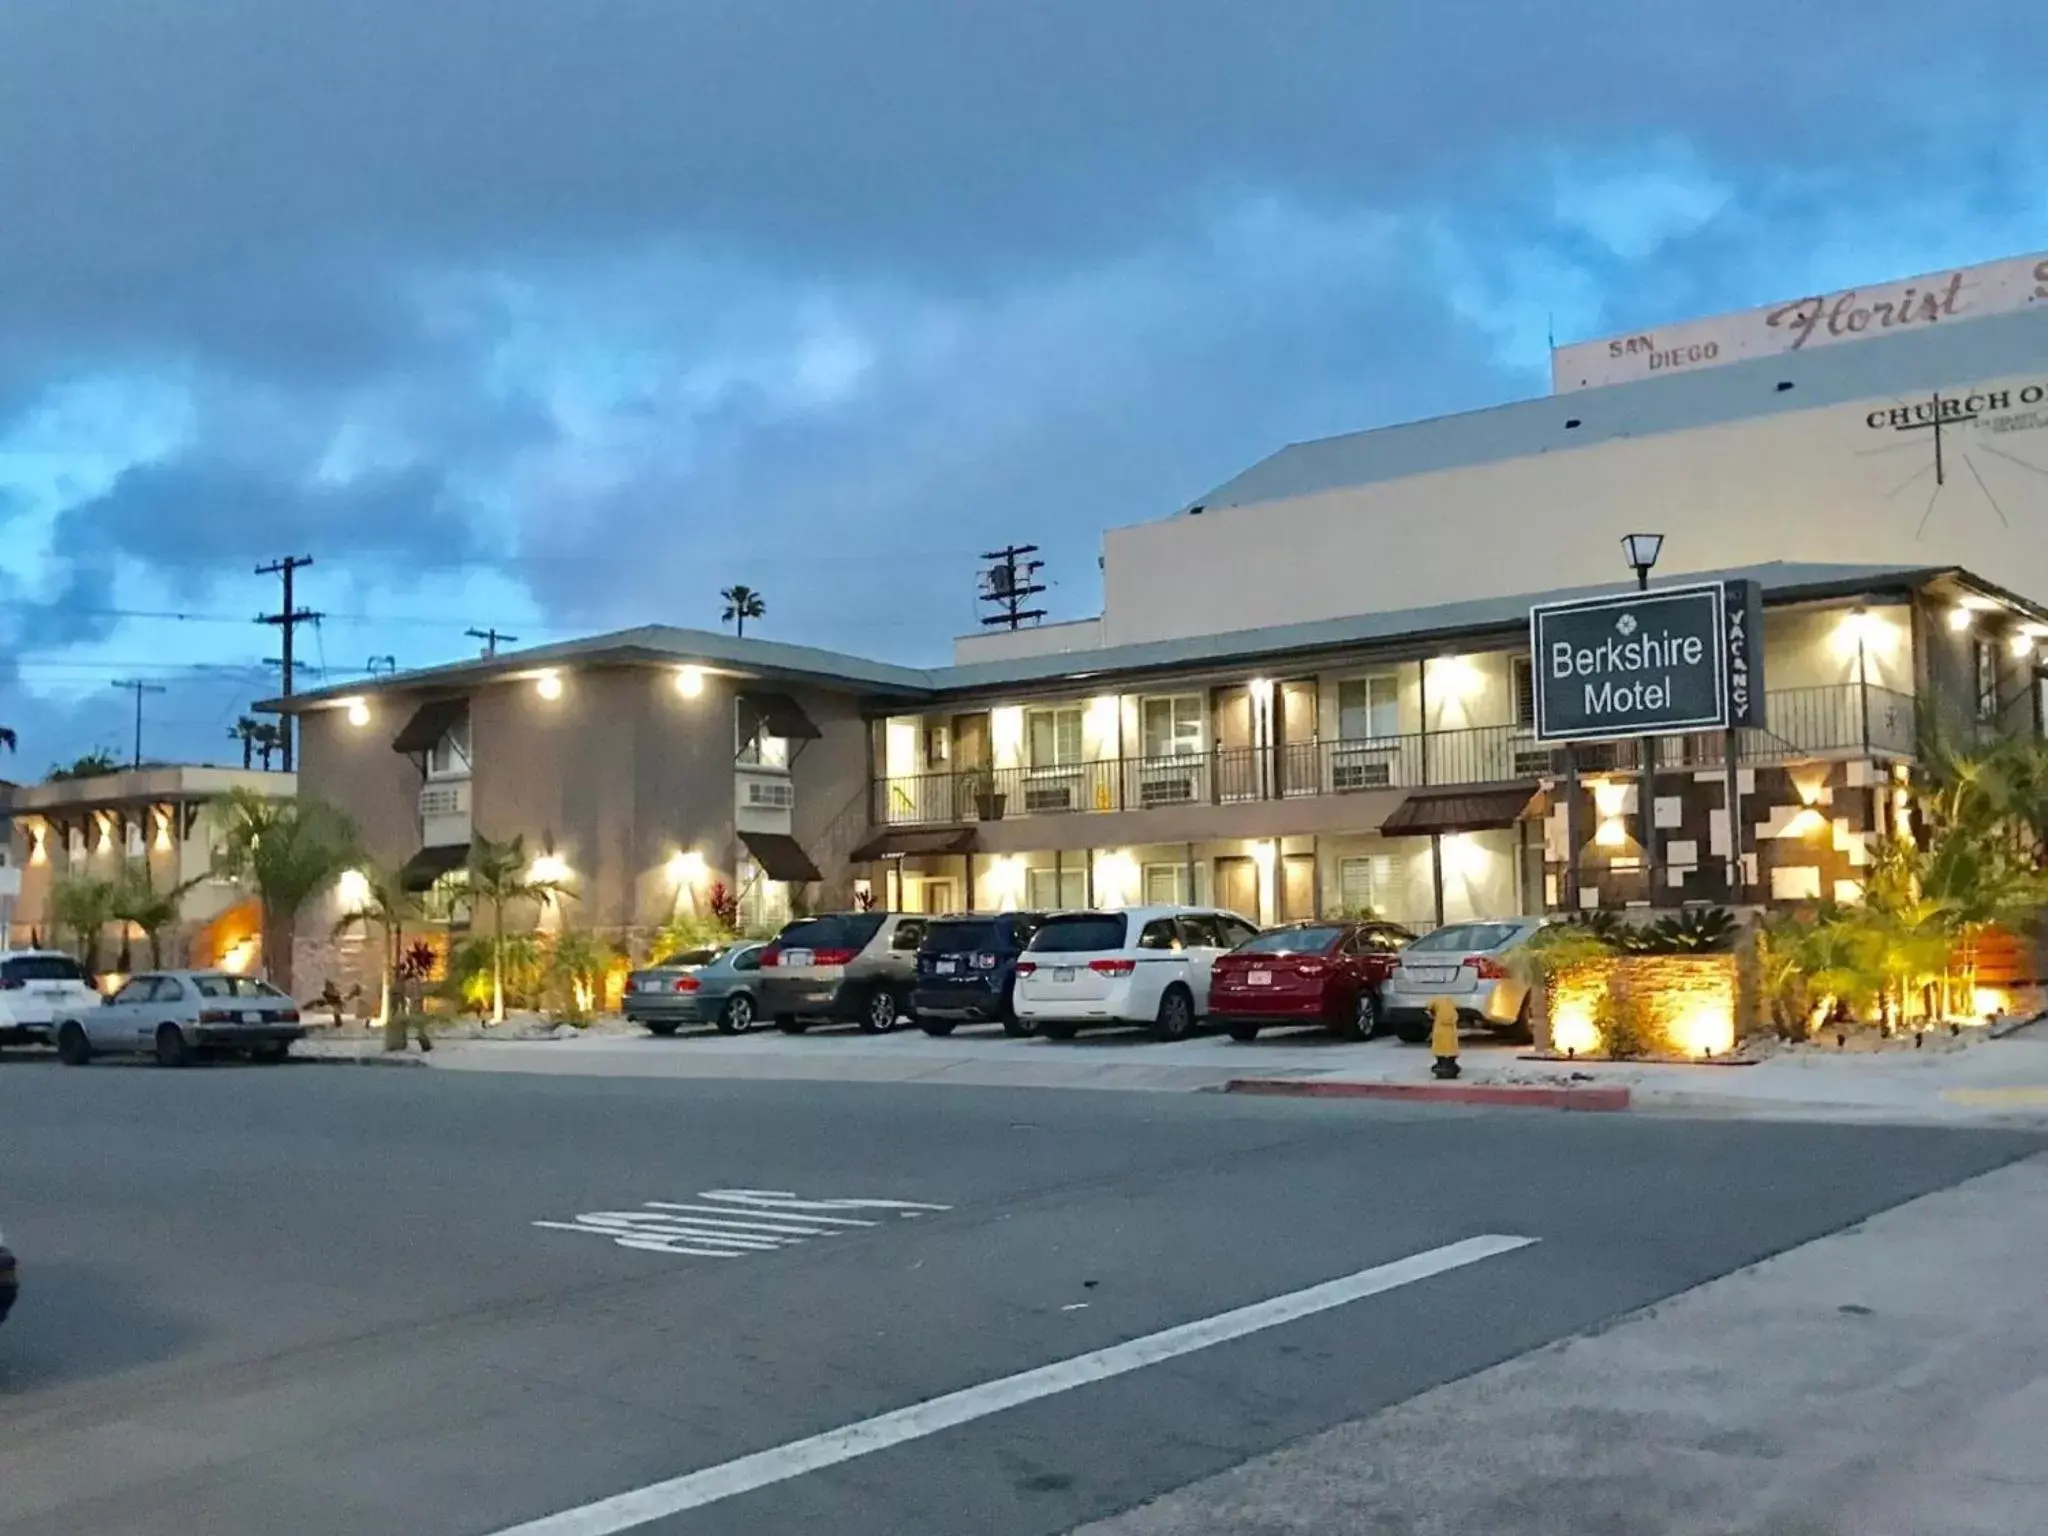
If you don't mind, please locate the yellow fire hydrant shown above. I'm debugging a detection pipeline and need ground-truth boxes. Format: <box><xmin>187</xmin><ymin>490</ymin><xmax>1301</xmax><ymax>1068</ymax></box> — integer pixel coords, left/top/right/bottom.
<box><xmin>1428</xmin><ymin>995</ymin><xmax>1461</xmax><ymax>1080</ymax></box>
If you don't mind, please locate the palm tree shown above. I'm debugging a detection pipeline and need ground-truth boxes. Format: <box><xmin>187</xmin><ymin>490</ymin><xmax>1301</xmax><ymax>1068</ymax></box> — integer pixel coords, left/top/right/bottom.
<box><xmin>211</xmin><ymin>788</ymin><xmax>361</xmax><ymax>997</ymax></box>
<box><xmin>48</xmin><ymin>875</ymin><xmax>117</xmax><ymax>974</ymax></box>
<box><xmin>109</xmin><ymin>864</ymin><xmax>205</xmax><ymax>970</ymax></box>
<box><xmin>331</xmin><ymin>862</ymin><xmax>419</xmax><ymax>1025</ymax></box>
<box><xmin>466</xmin><ymin>832</ymin><xmax>575</xmax><ymax>1022</ymax></box>
<box><xmin>229</xmin><ymin>717</ymin><xmax>263</xmax><ymax>770</ymax></box>
<box><xmin>720</xmin><ymin>584</ymin><xmax>765</xmax><ymax>638</ymax></box>
<box><xmin>1</xmin><ymin>726</ymin><xmax>15</xmax><ymax>753</ymax></box>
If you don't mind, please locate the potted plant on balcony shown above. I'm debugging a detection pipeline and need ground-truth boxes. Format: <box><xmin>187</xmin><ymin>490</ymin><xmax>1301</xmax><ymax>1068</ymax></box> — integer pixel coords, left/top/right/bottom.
<box><xmin>961</xmin><ymin>768</ymin><xmax>1006</xmax><ymax>821</ymax></box>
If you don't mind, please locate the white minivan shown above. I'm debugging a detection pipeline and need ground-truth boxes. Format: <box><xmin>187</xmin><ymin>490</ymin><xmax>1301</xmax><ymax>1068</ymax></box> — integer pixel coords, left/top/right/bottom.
<box><xmin>1014</xmin><ymin>905</ymin><xmax>1261</xmax><ymax>1041</ymax></box>
<box><xmin>0</xmin><ymin>951</ymin><xmax>101</xmax><ymax>1049</ymax></box>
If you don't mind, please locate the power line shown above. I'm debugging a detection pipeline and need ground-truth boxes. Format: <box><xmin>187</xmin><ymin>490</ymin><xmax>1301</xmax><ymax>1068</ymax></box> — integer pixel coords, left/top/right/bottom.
<box><xmin>109</xmin><ymin>679</ymin><xmax>168</xmax><ymax>767</ymax></box>
<box><xmin>466</xmin><ymin>626</ymin><xmax>519</xmax><ymax>658</ymax></box>
<box><xmin>977</xmin><ymin>544</ymin><xmax>1047</xmax><ymax>630</ymax></box>
<box><xmin>255</xmin><ymin>556</ymin><xmax>320</xmax><ymax>773</ymax></box>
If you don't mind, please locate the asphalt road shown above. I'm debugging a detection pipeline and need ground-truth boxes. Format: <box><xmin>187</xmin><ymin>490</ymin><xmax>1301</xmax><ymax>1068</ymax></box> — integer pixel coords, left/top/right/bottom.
<box><xmin>0</xmin><ymin>1057</ymin><xmax>2037</xmax><ymax>1536</ymax></box>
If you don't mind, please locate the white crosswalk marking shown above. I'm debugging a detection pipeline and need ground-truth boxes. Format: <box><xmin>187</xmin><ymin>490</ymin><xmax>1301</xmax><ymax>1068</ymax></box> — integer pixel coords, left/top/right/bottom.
<box><xmin>535</xmin><ymin>1188</ymin><xmax>953</xmax><ymax>1261</ymax></box>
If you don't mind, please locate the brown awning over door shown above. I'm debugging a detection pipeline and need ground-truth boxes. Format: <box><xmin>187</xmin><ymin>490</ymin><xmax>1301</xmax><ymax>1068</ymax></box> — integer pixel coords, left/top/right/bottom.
<box><xmin>398</xmin><ymin>843</ymin><xmax>469</xmax><ymax>891</ymax></box>
<box><xmin>849</xmin><ymin>827</ymin><xmax>977</xmax><ymax>862</ymax></box>
<box><xmin>736</xmin><ymin>692</ymin><xmax>822</xmax><ymax>743</ymax></box>
<box><xmin>738</xmin><ymin>830</ymin><xmax>823</xmax><ymax>883</ymax></box>
<box><xmin>391</xmin><ymin>698</ymin><xmax>466</xmax><ymax>756</ymax></box>
<box><xmin>1379</xmin><ymin>787</ymin><xmax>1540</xmax><ymax>837</ymax></box>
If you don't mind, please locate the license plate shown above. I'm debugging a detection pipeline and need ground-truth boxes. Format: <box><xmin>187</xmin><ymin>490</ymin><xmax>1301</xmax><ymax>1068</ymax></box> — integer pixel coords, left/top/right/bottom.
<box><xmin>1054</xmin><ymin>967</ymin><xmax>1076</xmax><ymax>983</ymax></box>
<box><xmin>935</xmin><ymin>959</ymin><xmax>957</xmax><ymax>975</ymax></box>
<box><xmin>637</xmin><ymin>979</ymin><xmax>663</xmax><ymax>993</ymax></box>
<box><xmin>1408</xmin><ymin>967</ymin><xmax>1454</xmax><ymax>985</ymax></box>
<box><xmin>782</xmin><ymin>949</ymin><xmax>814</xmax><ymax>968</ymax></box>
<box><xmin>242</xmin><ymin>1011</ymin><xmax>265</xmax><ymax>1025</ymax></box>
<box><xmin>1247</xmin><ymin>970</ymin><xmax>1272</xmax><ymax>986</ymax></box>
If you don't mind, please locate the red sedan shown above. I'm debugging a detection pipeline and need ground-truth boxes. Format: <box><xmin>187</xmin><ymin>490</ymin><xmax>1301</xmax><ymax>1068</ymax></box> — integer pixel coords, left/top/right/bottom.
<box><xmin>1209</xmin><ymin>920</ymin><xmax>1415</xmax><ymax>1042</ymax></box>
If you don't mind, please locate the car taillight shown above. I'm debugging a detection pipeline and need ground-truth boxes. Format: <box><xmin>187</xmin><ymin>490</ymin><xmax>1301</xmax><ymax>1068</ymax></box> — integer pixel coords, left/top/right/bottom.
<box><xmin>811</xmin><ymin>947</ymin><xmax>858</xmax><ymax>966</ymax></box>
<box><xmin>1294</xmin><ymin>960</ymin><xmax>1329</xmax><ymax>979</ymax></box>
<box><xmin>1014</xmin><ymin>961</ymin><xmax>1037</xmax><ymax>976</ymax></box>
<box><xmin>279</xmin><ymin>1009</ymin><xmax>301</xmax><ymax>1023</ymax></box>
<box><xmin>198</xmin><ymin>1009</ymin><xmax>234</xmax><ymax>1024</ymax></box>
<box><xmin>759</xmin><ymin>947</ymin><xmax>782</xmax><ymax>967</ymax></box>
<box><xmin>1465</xmin><ymin>955</ymin><xmax>1509</xmax><ymax>980</ymax></box>
<box><xmin>973</xmin><ymin>952</ymin><xmax>999</xmax><ymax>970</ymax></box>
<box><xmin>673</xmin><ymin>977</ymin><xmax>701</xmax><ymax>993</ymax></box>
<box><xmin>1089</xmin><ymin>958</ymin><xmax>1136</xmax><ymax>976</ymax></box>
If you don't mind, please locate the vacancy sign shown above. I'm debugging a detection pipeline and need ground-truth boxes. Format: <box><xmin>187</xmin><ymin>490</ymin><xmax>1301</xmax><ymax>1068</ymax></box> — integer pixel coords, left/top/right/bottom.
<box><xmin>1531</xmin><ymin>581</ymin><xmax>1764</xmax><ymax>743</ymax></box>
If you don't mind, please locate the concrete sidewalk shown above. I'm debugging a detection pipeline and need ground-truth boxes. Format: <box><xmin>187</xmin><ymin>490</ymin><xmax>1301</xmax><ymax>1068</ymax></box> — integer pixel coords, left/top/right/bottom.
<box><xmin>294</xmin><ymin>1024</ymin><xmax>2048</xmax><ymax>1124</ymax></box>
<box><xmin>1071</xmin><ymin>1149</ymin><xmax>2048</xmax><ymax>1536</ymax></box>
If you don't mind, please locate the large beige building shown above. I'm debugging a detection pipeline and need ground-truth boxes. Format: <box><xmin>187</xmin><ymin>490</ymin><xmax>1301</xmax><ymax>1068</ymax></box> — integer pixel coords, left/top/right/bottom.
<box><xmin>274</xmin><ymin>252</ymin><xmax>2048</xmax><ymax>993</ymax></box>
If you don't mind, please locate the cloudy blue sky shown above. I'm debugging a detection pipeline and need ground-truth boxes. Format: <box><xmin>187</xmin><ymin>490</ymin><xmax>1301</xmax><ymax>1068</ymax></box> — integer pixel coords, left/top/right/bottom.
<box><xmin>2</xmin><ymin>1</ymin><xmax>2045</xmax><ymax>770</ymax></box>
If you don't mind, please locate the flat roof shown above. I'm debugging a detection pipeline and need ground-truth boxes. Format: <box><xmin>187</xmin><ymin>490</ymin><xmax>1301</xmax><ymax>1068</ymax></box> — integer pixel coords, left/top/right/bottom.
<box><xmin>1184</xmin><ymin>304</ymin><xmax>2048</xmax><ymax>514</ymax></box>
<box><xmin>271</xmin><ymin>561</ymin><xmax>2033</xmax><ymax>713</ymax></box>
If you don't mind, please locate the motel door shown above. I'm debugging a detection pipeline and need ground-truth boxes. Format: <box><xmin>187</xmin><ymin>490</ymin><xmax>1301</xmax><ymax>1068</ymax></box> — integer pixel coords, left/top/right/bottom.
<box><xmin>1281</xmin><ymin>854</ymin><xmax>1316</xmax><ymax>921</ymax></box>
<box><xmin>1214</xmin><ymin>856</ymin><xmax>1258</xmax><ymax>923</ymax></box>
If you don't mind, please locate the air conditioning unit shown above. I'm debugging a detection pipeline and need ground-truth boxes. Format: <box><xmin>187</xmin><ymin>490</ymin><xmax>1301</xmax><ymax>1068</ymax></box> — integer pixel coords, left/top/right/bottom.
<box><xmin>419</xmin><ymin>784</ymin><xmax>469</xmax><ymax>818</ymax></box>
<box><xmin>746</xmin><ymin>779</ymin><xmax>795</xmax><ymax>810</ymax></box>
<box><xmin>1332</xmin><ymin>756</ymin><xmax>1392</xmax><ymax>791</ymax></box>
<box><xmin>1023</xmin><ymin>782</ymin><xmax>1075</xmax><ymax>814</ymax></box>
<box><xmin>1138</xmin><ymin>772</ymin><xmax>1197</xmax><ymax>807</ymax></box>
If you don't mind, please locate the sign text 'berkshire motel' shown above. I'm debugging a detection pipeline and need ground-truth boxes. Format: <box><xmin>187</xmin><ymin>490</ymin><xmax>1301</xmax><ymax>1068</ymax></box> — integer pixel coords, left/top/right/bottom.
<box><xmin>1531</xmin><ymin>582</ymin><xmax>1765</xmax><ymax>743</ymax></box>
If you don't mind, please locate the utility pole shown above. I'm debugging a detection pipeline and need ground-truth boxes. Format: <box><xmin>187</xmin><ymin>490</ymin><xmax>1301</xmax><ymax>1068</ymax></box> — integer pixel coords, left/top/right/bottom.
<box><xmin>110</xmin><ymin>679</ymin><xmax>167</xmax><ymax>768</ymax></box>
<box><xmin>977</xmin><ymin>545</ymin><xmax>1047</xmax><ymax>630</ymax></box>
<box><xmin>466</xmin><ymin>627</ymin><xmax>518</xmax><ymax>658</ymax></box>
<box><xmin>256</xmin><ymin>556</ymin><xmax>320</xmax><ymax>772</ymax></box>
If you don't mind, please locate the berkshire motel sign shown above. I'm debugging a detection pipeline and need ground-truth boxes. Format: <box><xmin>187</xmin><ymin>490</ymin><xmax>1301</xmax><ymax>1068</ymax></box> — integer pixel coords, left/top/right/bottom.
<box><xmin>1531</xmin><ymin>581</ymin><xmax>1766</xmax><ymax>743</ymax></box>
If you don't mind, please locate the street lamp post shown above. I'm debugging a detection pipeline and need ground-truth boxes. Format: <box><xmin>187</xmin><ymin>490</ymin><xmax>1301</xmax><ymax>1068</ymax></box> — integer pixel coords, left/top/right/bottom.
<box><xmin>1621</xmin><ymin>534</ymin><xmax>1665</xmax><ymax>904</ymax></box>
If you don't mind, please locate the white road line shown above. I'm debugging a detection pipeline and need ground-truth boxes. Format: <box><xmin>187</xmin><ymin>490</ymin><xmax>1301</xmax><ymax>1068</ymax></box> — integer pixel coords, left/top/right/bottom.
<box><xmin>700</xmin><ymin>1189</ymin><xmax>952</xmax><ymax>1214</ymax></box>
<box><xmin>485</xmin><ymin>1233</ymin><xmax>1535</xmax><ymax>1536</ymax></box>
<box><xmin>529</xmin><ymin>1223</ymin><xmax>743</xmax><ymax>1259</ymax></box>
<box><xmin>641</xmin><ymin>1203</ymin><xmax>870</xmax><ymax>1232</ymax></box>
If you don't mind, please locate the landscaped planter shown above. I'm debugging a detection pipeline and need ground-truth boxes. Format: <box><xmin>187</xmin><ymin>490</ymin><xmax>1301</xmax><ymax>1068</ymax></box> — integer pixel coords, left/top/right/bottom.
<box><xmin>1537</xmin><ymin>953</ymin><xmax>1739</xmax><ymax>1060</ymax></box>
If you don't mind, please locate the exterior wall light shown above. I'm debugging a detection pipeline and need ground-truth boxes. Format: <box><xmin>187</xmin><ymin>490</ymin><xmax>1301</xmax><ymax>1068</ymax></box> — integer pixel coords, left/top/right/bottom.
<box><xmin>676</xmin><ymin>666</ymin><xmax>705</xmax><ymax>699</ymax></box>
<box><xmin>344</xmin><ymin>697</ymin><xmax>371</xmax><ymax>727</ymax></box>
<box><xmin>536</xmin><ymin>671</ymin><xmax>564</xmax><ymax>701</ymax></box>
<box><xmin>2010</xmin><ymin>631</ymin><xmax>2035</xmax><ymax>659</ymax></box>
<box><xmin>1947</xmin><ymin>606</ymin><xmax>1974</xmax><ymax>632</ymax></box>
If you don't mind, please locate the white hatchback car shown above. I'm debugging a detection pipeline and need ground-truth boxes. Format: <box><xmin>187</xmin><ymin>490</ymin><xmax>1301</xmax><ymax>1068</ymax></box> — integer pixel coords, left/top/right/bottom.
<box><xmin>0</xmin><ymin>950</ymin><xmax>103</xmax><ymax>1050</ymax></box>
<box><xmin>53</xmin><ymin>970</ymin><xmax>305</xmax><ymax>1067</ymax></box>
<box><xmin>1014</xmin><ymin>906</ymin><xmax>1261</xmax><ymax>1042</ymax></box>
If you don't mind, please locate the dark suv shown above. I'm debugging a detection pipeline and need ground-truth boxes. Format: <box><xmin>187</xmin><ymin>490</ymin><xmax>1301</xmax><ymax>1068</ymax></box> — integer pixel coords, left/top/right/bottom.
<box><xmin>912</xmin><ymin>912</ymin><xmax>1048</xmax><ymax>1037</ymax></box>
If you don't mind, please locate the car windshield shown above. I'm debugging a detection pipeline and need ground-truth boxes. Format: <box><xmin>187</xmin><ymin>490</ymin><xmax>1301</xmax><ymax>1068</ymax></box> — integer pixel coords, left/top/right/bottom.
<box><xmin>655</xmin><ymin>949</ymin><xmax>721</xmax><ymax>969</ymax></box>
<box><xmin>1403</xmin><ymin>922</ymin><xmax>1527</xmax><ymax>955</ymax></box>
<box><xmin>191</xmin><ymin>976</ymin><xmax>290</xmax><ymax>999</ymax></box>
<box><xmin>1</xmin><ymin>954</ymin><xmax>87</xmax><ymax>984</ymax></box>
<box><xmin>776</xmin><ymin>914</ymin><xmax>886</xmax><ymax>951</ymax></box>
<box><xmin>1027</xmin><ymin>914</ymin><xmax>1129</xmax><ymax>953</ymax></box>
<box><xmin>1236</xmin><ymin>926</ymin><xmax>1345</xmax><ymax>955</ymax></box>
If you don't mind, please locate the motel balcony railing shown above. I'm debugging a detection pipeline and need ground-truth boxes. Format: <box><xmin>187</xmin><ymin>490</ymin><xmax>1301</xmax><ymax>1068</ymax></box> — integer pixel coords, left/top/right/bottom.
<box><xmin>872</xmin><ymin>683</ymin><xmax>1919</xmax><ymax>828</ymax></box>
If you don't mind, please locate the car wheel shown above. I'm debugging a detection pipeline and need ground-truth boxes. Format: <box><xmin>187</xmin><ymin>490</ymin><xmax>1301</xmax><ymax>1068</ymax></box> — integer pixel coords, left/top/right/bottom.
<box><xmin>918</xmin><ymin>1017</ymin><xmax>957</xmax><ymax>1037</ymax></box>
<box><xmin>1039</xmin><ymin>1020</ymin><xmax>1077</xmax><ymax>1041</ymax></box>
<box><xmin>1000</xmin><ymin>1002</ymin><xmax>1037</xmax><ymax>1040</ymax></box>
<box><xmin>644</xmin><ymin>1020</ymin><xmax>680</xmax><ymax>1037</ymax></box>
<box><xmin>857</xmin><ymin>988</ymin><xmax>901</xmax><ymax>1034</ymax></box>
<box><xmin>1393</xmin><ymin>1018</ymin><xmax>1431</xmax><ymax>1045</ymax></box>
<box><xmin>1338</xmin><ymin>988</ymin><xmax>1381</xmax><ymax>1042</ymax></box>
<box><xmin>1226</xmin><ymin>1020</ymin><xmax>1262</xmax><ymax>1043</ymax></box>
<box><xmin>251</xmin><ymin>1042</ymin><xmax>291</xmax><ymax>1064</ymax></box>
<box><xmin>719</xmin><ymin>994</ymin><xmax>757</xmax><ymax>1035</ymax></box>
<box><xmin>1150</xmin><ymin>986</ymin><xmax>1196</xmax><ymax>1043</ymax></box>
<box><xmin>1490</xmin><ymin>996</ymin><xmax>1535</xmax><ymax>1046</ymax></box>
<box><xmin>775</xmin><ymin>1015</ymin><xmax>808</xmax><ymax>1034</ymax></box>
<box><xmin>155</xmin><ymin>1023</ymin><xmax>192</xmax><ymax>1069</ymax></box>
<box><xmin>56</xmin><ymin>1020</ymin><xmax>92</xmax><ymax>1066</ymax></box>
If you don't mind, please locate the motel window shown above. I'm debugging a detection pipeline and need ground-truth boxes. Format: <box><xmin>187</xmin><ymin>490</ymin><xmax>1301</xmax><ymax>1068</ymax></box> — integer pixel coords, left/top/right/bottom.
<box><xmin>1338</xmin><ymin>855</ymin><xmax>1394</xmax><ymax>918</ymax></box>
<box><xmin>1027</xmin><ymin>707</ymin><xmax>1085</xmax><ymax>769</ymax></box>
<box><xmin>1337</xmin><ymin>675</ymin><xmax>1401</xmax><ymax>742</ymax></box>
<box><xmin>427</xmin><ymin>716</ymin><xmax>473</xmax><ymax>780</ymax></box>
<box><xmin>1976</xmin><ymin>639</ymin><xmax>2000</xmax><ymax>721</ymax></box>
<box><xmin>1025</xmin><ymin>866</ymin><xmax>1087</xmax><ymax>910</ymax></box>
<box><xmin>1511</xmin><ymin>656</ymin><xmax>1537</xmax><ymax>728</ymax></box>
<box><xmin>1141</xmin><ymin>696</ymin><xmax>1205</xmax><ymax>758</ymax></box>
<box><xmin>1142</xmin><ymin>863</ymin><xmax>1190</xmax><ymax>905</ymax></box>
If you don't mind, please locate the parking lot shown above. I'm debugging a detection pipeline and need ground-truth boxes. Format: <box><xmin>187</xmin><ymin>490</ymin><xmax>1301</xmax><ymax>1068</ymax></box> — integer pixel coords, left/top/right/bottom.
<box><xmin>2</xmin><ymin>1057</ymin><xmax>2038</xmax><ymax>1536</ymax></box>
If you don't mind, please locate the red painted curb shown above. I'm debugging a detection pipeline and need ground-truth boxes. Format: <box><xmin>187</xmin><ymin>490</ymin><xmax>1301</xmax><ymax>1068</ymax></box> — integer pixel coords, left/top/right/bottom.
<box><xmin>1223</xmin><ymin>1078</ymin><xmax>1631</xmax><ymax>1112</ymax></box>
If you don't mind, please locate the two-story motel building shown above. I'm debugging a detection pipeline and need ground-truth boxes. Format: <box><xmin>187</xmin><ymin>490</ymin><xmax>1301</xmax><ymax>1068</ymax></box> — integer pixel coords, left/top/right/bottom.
<box><xmin>274</xmin><ymin>254</ymin><xmax>2048</xmax><ymax>990</ymax></box>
